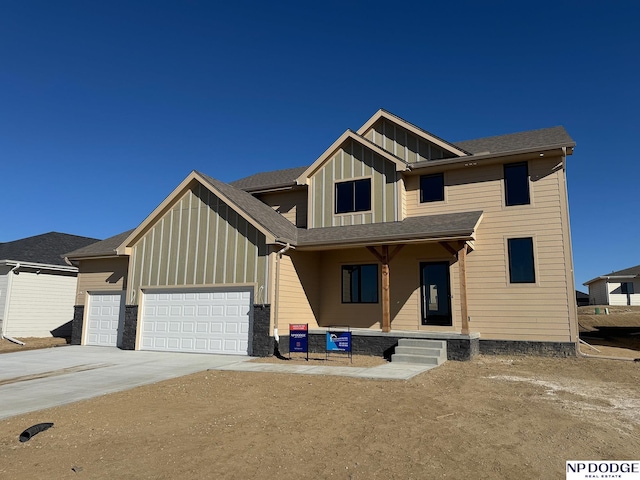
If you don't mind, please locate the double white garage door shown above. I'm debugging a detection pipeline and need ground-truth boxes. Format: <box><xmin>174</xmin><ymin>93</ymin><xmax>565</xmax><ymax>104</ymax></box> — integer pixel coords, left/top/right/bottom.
<box><xmin>84</xmin><ymin>289</ymin><xmax>251</xmax><ymax>355</ymax></box>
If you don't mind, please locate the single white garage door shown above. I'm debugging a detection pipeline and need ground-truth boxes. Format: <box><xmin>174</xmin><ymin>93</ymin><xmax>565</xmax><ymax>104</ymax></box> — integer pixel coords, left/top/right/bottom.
<box><xmin>85</xmin><ymin>292</ymin><xmax>124</xmax><ymax>347</ymax></box>
<box><xmin>140</xmin><ymin>289</ymin><xmax>251</xmax><ymax>355</ymax></box>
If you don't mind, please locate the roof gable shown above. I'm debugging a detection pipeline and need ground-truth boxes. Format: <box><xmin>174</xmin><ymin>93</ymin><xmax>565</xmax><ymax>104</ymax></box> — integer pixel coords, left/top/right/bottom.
<box><xmin>357</xmin><ymin>109</ymin><xmax>470</xmax><ymax>158</ymax></box>
<box><xmin>0</xmin><ymin>232</ymin><xmax>100</xmax><ymax>266</ymax></box>
<box><xmin>117</xmin><ymin>171</ymin><xmax>297</xmax><ymax>254</ymax></box>
<box><xmin>296</xmin><ymin>130</ymin><xmax>408</xmax><ymax>186</ymax></box>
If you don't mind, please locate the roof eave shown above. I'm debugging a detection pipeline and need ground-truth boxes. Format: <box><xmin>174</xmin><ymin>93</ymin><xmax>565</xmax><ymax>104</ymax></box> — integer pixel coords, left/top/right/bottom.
<box><xmin>0</xmin><ymin>259</ymin><xmax>78</xmax><ymax>273</ymax></box>
<box><xmin>296</xmin><ymin>231</ymin><xmax>476</xmax><ymax>251</ymax></box>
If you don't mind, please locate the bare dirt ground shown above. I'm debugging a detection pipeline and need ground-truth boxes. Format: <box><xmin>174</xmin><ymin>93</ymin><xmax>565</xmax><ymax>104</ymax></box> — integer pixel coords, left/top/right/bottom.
<box><xmin>1</xmin><ymin>354</ymin><xmax>639</xmax><ymax>479</ymax></box>
<box><xmin>578</xmin><ymin>305</ymin><xmax>640</xmax><ymax>359</ymax></box>
<box><xmin>0</xmin><ymin>337</ymin><xmax>68</xmax><ymax>354</ymax></box>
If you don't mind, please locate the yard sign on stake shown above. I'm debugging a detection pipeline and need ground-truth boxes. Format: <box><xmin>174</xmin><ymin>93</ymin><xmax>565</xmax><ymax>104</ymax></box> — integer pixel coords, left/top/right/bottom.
<box><xmin>289</xmin><ymin>324</ymin><xmax>309</xmax><ymax>361</ymax></box>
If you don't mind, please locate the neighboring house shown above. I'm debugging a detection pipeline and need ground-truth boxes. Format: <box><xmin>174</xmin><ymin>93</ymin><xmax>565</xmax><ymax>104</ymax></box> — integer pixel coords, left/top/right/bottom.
<box><xmin>584</xmin><ymin>265</ymin><xmax>640</xmax><ymax>306</ymax></box>
<box><xmin>576</xmin><ymin>290</ymin><xmax>590</xmax><ymax>307</ymax></box>
<box><xmin>0</xmin><ymin>232</ymin><xmax>100</xmax><ymax>338</ymax></box>
<box><xmin>66</xmin><ymin>109</ymin><xmax>579</xmax><ymax>359</ymax></box>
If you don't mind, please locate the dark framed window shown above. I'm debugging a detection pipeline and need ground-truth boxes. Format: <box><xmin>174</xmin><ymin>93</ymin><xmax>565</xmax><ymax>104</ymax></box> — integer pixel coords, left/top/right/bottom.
<box><xmin>335</xmin><ymin>178</ymin><xmax>371</xmax><ymax>214</ymax></box>
<box><xmin>504</xmin><ymin>162</ymin><xmax>530</xmax><ymax>206</ymax></box>
<box><xmin>508</xmin><ymin>237</ymin><xmax>536</xmax><ymax>283</ymax></box>
<box><xmin>342</xmin><ymin>264</ymin><xmax>378</xmax><ymax>303</ymax></box>
<box><xmin>420</xmin><ymin>173</ymin><xmax>444</xmax><ymax>203</ymax></box>
<box><xmin>621</xmin><ymin>282</ymin><xmax>634</xmax><ymax>294</ymax></box>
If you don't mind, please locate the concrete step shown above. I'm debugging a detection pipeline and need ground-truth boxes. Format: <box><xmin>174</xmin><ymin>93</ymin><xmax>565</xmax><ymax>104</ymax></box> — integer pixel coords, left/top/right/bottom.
<box><xmin>394</xmin><ymin>346</ymin><xmax>444</xmax><ymax>357</ymax></box>
<box><xmin>391</xmin><ymin>353</ymin><xmax>441</xmax><ymax>365</ymax></box>
<box><xmin>397</xmin><ymin>338</ymin><xmax>446</xmax><ymax>349</ymax></box>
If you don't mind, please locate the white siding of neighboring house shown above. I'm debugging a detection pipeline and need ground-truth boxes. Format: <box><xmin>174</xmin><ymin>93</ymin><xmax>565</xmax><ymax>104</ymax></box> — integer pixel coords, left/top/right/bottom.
<box><xmin>0</xmin><ymin>266</ymin><xmax>10</xmax><ymax>333</ymax></box>
<box><xmin>4</xmin><ymin>270</ymin><xmax>78</xmax><ymax>337</ymax></box>
<box><xmin>588</xmin><ymin>279</ymin><xmax>609</xmax><ymax>305</ymax></box>
<box><xmin>607</xmin><ymin>280</ymin><xmax>640</xmax><ymax>306</ymax></box>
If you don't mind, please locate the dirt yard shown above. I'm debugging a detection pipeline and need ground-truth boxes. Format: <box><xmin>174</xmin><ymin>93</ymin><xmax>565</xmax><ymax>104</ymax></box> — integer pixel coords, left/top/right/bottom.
<box><xmin>1</xmin><ymin>354</ymin><xmax>638</xmax><ymax>479</ymax></box>
<box><xmin>0</xmin><ymin>337</ymin><xmax>68</xmax><ymax>354</ymax></box>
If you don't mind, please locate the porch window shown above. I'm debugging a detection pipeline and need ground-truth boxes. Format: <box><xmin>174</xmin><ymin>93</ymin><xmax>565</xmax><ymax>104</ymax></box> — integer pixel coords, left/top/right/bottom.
<box><xmin>335</xmin><ymin>178</ymin><xmax>371</xmax><ymax>214</ymax></box>
<box><xmin>420</xmin><ymin>173</ymin><xmax>444</xmax><ymax>203</ymax></box>
<box><xmin>621</xmin><ymin>282</ymin><xmax>634</xmax><ymax>294</ymax></box>
<box><xmin>508</xmin><ymin>237</ymin><xmax>536</xmax><ymax>283</ymax></box>
<box><xmin>504</xmin><ymin>162</ymin><xmax>530</xmax><ymax>206</ymax></box>
<box><xmin>342</xmin><ymin>264</ymin><xmax>378</xmax><ymax>303</ymax></box>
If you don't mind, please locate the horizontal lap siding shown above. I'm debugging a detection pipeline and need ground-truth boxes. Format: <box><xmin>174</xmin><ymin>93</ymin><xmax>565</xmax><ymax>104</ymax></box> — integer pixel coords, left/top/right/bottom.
<box><xmin>128</xmin><ymin>184</ymin><xmax>268</xmax><ymax>305</ymax></box>
<box><xmin>75</xmin><ymin>257</ymin><xmax>128</xmax><ymax>306</ymax></box>
<box><xmin>406</xmin><ymin>157</ymin><xmax>572</xmax><ymax>342</ymax></box>
<box><xmin>5</xmin><ymin>271</ymin><xmax>77</xmax><ymax>337</ymax></box>
<box><xmin>309</xmin><ymin>140</ymin><xmax>397</xmax><ymax>228</ymax></box>
<box><xmin>277</xmin><ymin>251</ymin><xmax>321</xmax><ymax>332</ymax></box>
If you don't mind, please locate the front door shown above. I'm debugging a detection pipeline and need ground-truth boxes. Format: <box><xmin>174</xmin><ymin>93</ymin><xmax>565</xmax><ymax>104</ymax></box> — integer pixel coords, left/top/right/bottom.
<box><xmin>420</xmin><ymin>262</ymin><xmax>452</xmax><ymax>326</ymax></box>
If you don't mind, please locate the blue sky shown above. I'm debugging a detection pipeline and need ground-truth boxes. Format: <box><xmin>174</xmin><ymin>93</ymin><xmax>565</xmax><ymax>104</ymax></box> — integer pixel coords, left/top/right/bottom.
<box><xmin>1</xmin><ymin>1</ymin><xmax>638</xmax><ymax>289</ymax></box>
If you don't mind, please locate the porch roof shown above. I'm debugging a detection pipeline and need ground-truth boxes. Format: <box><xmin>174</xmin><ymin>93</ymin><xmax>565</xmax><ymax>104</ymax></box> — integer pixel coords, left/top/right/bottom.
<box><xmin>296</xmin><ymin>210</ymin><xmax>483</xmax><ymax>249</ymax></box>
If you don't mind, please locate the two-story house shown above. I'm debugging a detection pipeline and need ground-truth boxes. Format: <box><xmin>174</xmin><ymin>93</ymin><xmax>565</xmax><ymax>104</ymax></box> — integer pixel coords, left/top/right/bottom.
<box><xmin>66</xmin><ymin>110</ymin><xmax>578</xmax><ymax>360</ymax></box>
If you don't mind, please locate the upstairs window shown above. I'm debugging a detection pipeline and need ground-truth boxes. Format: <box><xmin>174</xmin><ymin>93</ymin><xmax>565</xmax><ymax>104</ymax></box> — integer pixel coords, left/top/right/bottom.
<box><xmin>508</xmin><ymin>237</ymin><xmax>536</xmax><ymax>283</ymax></box>
<box><xmin>621</xmin><ymin>282</ymin><xmax>634</xmax><ymax>295</ymax></box>
<box><xmin>504</xmin><ymin>162</ymin><xmax>530</xmax><ymax>206</ymax></box>
<box><xmin>335</xmin><ymin>178</ymin><xmax>371</xmax><ymax>214</ymax></box>
<box><xmin>420</xmin><ymin>173</ymin><xmax>444</xmax><ymax>203</ymax></box>
<box><xmin>342</xmin><ymin>264</ymin><xmax>378</xmax><ymax>303</ymax></box>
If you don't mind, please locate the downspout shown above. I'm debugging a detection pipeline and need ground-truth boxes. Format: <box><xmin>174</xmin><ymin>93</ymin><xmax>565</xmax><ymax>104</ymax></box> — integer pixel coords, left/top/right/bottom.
<box><xmin>1</xmin><ymin>263</ymin><xmax>26</xmax><ymax>346</ymax></box>
<box><xmin>273</xmin><ymin>243</ymin><xmax>292</xmax><ymax>347</ymax></box>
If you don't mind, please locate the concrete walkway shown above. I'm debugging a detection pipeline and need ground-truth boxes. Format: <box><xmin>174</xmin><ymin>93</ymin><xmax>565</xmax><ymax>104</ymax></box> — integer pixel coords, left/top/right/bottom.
<box><xmin>0</xmin><ymin>346</ymin><xmax>433</xmax><ymax>420</ymax></box>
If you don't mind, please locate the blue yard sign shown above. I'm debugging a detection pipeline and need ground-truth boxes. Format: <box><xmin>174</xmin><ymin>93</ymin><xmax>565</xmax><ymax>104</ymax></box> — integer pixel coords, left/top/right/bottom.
<box><xmin>289</xmin><ymin>324</ymin><xmax>308</xmax><ymax>354</ymax></box>
<box><xmin>326</xmin><ymin>331</ymin><xmax>351</xmax><ymax>352</ymax></box>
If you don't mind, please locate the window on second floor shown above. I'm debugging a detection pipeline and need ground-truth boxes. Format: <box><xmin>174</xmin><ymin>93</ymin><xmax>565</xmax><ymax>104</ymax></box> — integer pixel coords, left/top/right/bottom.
<box><xmin>342</xmin><ymin>264</ymin><xmax>378</xmax><ymax>303</ymax></box>
<box><xmin>504</xmin><ymin>162</ymin><xmax>530</xmax><ymax>206</ymax></box>
<box><xmin>621</xmin><ymin>282</ymin><xmax>635</xmax><ymax>295</ymax></box>
<box><xmin>335</xmin><ymin>178</ymin><xmax>371</xmax><ymax>214</ymax></box>
<box><xmin>508</xmin><ymin>237</ymin><xmax>536</xmax><ymax>283</ymax></box>
<box><xmin>420</xmin><ymin>173</ymin><xmax>444</xmax><ymax>203</ymax></box>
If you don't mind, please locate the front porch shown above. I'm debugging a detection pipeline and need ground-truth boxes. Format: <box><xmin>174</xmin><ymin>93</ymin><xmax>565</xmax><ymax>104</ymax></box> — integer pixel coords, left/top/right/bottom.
<box><xmin>276</xmin><ymin>327</ymin><xmax>480</xmax><ymax>361</ymax></box>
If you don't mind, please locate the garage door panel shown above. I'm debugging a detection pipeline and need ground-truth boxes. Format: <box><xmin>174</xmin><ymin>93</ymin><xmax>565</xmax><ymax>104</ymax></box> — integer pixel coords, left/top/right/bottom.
<box><xmin>140</xmin><ymin>289</ymin><xmax>251</xmax><ymax>355</ymax></box>
<box><xmin>85</xmin><ymin>293</ymin><xmax>123</xmax><ymax>347</ymax></box>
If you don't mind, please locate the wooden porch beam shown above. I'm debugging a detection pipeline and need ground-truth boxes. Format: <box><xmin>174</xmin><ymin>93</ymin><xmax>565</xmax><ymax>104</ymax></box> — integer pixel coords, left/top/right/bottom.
<box><xmin>439</xmin><ymin>241</ymin><xmax>458</xmax><ymax>257</ymax></box>
<box><xmin>365</xmin><ymin>245</ymin><xmax>403</xmax><ymax>333</ymax></box>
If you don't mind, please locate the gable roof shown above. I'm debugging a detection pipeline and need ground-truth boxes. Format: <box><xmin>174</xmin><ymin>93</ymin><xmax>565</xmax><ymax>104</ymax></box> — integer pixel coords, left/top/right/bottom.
<box><xmin>230</xmin><ymin>166</ymin><xmax>308</xmax><ymax>192</ymax></box>
<box><xmin>584</xmin><ymin>264</ymin><xmax>640</xmax><ymax>285</ymax></box>
<box><xmin>0</xmin><ymin>232</ymin><xmax>100</xmax><ymax>266</ymax></box>
<box><xmin>198</xmin><ymin>172</ymin><xmax>298</xmax><ymax>244</ymax></box>
<box><xmin>454</xmin><ymin>126</ymin><xmax>575</xmax><ymax>155</ymax></box>
<box><xmin>116</xmin><ymin>171</ymin><xmax>298</xmax><ymax>254</ymax></box>
<box><xmin>65</xmin><ymin>229</ymin><xmax>135</xmax><ymax>259</ymax></box>
<box><xmin>232</xmin><ymin>116</ymin><xmax>575</xmax><ymax>193</ymax></box>
<box><xmin>357</xmin><ymin>109</ymin><xmax>471</xmax><ymax>157</ymax></box>
<box><xmin>295</xmin><ymin>130</ymin><xmax>409</xmax><ymax>186</ymax></box>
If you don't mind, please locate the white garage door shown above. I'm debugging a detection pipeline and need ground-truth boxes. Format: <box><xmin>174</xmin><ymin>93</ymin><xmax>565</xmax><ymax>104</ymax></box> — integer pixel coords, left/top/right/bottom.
<box><xmin>140</xmin><ymin>289</ymin><xmax>251</xmax><ymax>355</ymax></box>
<box><xmin>85</xmin><ymin>293</ymin><xmax>124</xmax><ymax>347</ymax></box>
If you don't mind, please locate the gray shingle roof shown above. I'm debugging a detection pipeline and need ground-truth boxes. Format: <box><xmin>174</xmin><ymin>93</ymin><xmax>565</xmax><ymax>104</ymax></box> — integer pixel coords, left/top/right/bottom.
<box><xmin>65</xmin><ymin>230</ymin><xmax>135</xmax><ymax>259</ymax></box>
<box><xmin>199</xmin><ymin>172</ymin><xmax>298</xmax><ymax>244</ymax></box>
<box><xmin>604</xmin><ymin>264</ymin><xmax>640</xmax><ymax>277</ymax></box>
<box><xmin>297</xmin><ymin>211</ymin><xmax>482</xmax><ymax>247</ymax></box>
<box><xmin>0</xmin><ymin>232</ymin><xmax>101</xmax><ymax>265</ymax></box>
<box><xmin>454</xmin><ymin>126</ymin><xmax>575</xmax><ymax>155</ymax></box>
<box><xmin>230</xmin><ymin>166</ymin><xmax>308</xmax><ymax>192</ymax></box>
<box><xmin>231</xmin><ymin>126</ymin><xmax>575</xmax><ymax>192</ymax></box>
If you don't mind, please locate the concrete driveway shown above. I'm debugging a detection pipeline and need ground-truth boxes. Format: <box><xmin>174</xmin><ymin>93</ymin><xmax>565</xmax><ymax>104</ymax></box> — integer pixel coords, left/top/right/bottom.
<box><xmin>0</xmin><ymin>346</ymin><xmax>251</xmax><ymax>421</ymax></box>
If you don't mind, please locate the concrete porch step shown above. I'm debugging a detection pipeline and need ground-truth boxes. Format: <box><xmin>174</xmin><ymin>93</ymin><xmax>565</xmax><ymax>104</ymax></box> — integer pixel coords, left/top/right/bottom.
<box><xmin>391</xmin><ymin>338</ymin><xmax>447</xmax><ymax>366</ymax></box>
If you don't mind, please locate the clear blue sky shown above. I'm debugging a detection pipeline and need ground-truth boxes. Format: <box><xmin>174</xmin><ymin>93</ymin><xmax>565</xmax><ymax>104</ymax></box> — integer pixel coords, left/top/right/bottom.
<box><xmin>1</xmin><ymin>1</ymin><xmax>638</xmax><ymax>289</ymax></box>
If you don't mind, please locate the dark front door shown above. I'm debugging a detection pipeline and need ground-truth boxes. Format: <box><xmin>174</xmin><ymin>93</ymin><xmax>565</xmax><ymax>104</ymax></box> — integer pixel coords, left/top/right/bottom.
<box><xmin>420</xmin><ymin>262</ymin><xmax>452</xmax><ymax>326</ymax></box>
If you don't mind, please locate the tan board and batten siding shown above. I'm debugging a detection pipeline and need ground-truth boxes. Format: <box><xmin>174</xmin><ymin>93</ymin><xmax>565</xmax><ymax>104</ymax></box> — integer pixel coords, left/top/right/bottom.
<box><xmin>308</xmin><ymin>139</ymin><xmax>399</xmax><ymax>228</ymax></box>
<box><xmin>404</xmin><ymin>156</ymin><xmax>573</xmax><ymax>342</ymax></box>
<box><xmin>127</xmin><ymin>184</ymin><xmax>269</xmax><ymax>305</ymax></box>
<box><xmin>257</xmin><ymin>189</ymin><xmax>308</xmax><ymax>227</ymax></box>
<box><xmin>362</xmin><ymin>118</ymin><xmax>455</xmax><ymax>163</ymax></box>
<box><xmin>75</xmin><ymin>257</ymin><xmax>129</xmax><ymax>306</ymax></box>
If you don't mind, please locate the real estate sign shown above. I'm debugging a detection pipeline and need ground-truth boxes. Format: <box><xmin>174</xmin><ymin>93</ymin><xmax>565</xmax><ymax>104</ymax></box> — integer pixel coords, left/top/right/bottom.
<box><xmin>289</xmin><ymin>324</ymin><xmax>308</xmax><ymax>353</ymax></box>
<box><xmin>326</xmin><ymin>331</ymin><xmax>351</xmax><ymax>352</ymax></box>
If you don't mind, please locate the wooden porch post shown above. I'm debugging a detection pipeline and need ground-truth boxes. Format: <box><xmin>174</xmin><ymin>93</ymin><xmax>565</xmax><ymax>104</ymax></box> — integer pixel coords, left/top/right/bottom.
<box><xmin>367</xmin><ymin>245</ymin><xmax>404</xmax><ymax>333</ymax></box>
<box><xmin>458</xmin><ymin>242</ymin><xmax>470</xmax><ymax>335</ymax></box>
